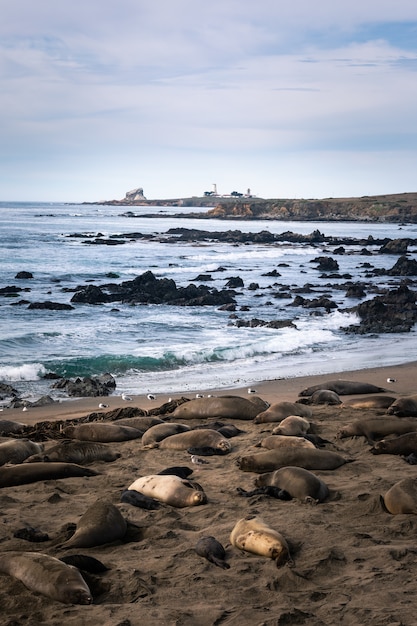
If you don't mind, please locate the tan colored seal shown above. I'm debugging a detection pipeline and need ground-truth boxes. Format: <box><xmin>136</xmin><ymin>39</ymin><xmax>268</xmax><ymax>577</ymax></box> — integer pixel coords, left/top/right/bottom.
<box><xmin>171</xmin><ymin>395</ymin><xmax>269</xmax><ymax>420</ymax></box>
<box><xmin>381</xmin><ymin>478</ymin><xmax>417</xmax><ymax>514</ymax></box>
<box><xmin>0</xmin><ymin>462</ymin><xmax>98</xmax><ymax>488</ymax></box>
<box><xmin>25</xmin><ymin>440</ymin><xmax>120</xmax><ymax>464</ymax></box>
<box><xmin>271</xmin><ymin>415</ymin><xmax>310</xmax><ymax>436</ymax></box>
<box><xmin>62</xmin><ymin>422</ymin><xmax>142</xmax><ymax>442</ymax></box>
<box><xmin>298</xmin><ymin>379</ymin><xmax>387</xmax><ymax>396</ymax></box>
<box><xmin>338</xmin><ymin>417</ymin><xmax>417</xmax><ymax>443</ymax></box>
<box><xmin>128</xmin><ymin>474</ymin><xmax>207</xmax><ymax>507</ymax></box>
<box><xmin>255</xmin><ymin>466</ymin><xmax>330</xmax><ymax>503</ymax></box>
<box><xmin>237</xmin><ymin>448</ymin><xmax>349</xmax><ymax>473</ymax></box>
<box><xmin>142</xmin><ymin>422</ymin><xmax>191</xmax><ymax>448</ymax></box>
<box><xmin>60</xmin><ymin>498</ymin><xmax>127</xmax><ymax>549</ymax></box>
<box><xmin>0</xmin><ymin>551</ymin><xmax>92</xmax><ymax>604</ymax></box>
<box><xmin>254</xmin><ymin>402</ymin><xmax>312</xmax><ymax>424</ymax></box>
<box><xmin>342</xmin><ymin>395</ymin><xmax>397</xmax><ymax>410</ymax></box>
<box><xmin>158</xmin><ymin>429</ymin><xmax>232</xmax><ymax>454</ymax></box>
<box><xmin>258</xmin><ymin>435</ymin><xmax>315</xmax><ymax>451</ymax></box>
<box><xmin>230</xmin><ymin>515</ymin><xmax>289</xmax><ymax>566</ymax></box>
<box><xmin>0</xmin><ymin>439</ymin><xmax>44</xmax><ymax>466</ymax></box>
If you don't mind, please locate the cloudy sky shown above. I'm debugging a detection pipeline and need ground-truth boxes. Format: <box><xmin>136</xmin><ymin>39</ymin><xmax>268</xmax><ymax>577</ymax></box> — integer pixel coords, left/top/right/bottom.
<box><xmin>1</xmin><ymin>1</ymin><xmax>417</xmax><ymax>202</ymax></box>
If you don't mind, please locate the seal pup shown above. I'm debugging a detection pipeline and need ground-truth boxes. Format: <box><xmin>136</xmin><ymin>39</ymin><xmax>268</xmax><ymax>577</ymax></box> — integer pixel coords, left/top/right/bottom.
<box><xmin>120</xmin><ymin>490</ymin><xmax>161</xmax><ymax>510</ymax></box>
<box><xmin>254</xmin><ymin>402</ymin><xmax>312</xmax><ymax>424</ymax></box>
<box><xmin>157</xmin><ymin>429</ymin><xmax>232</xmax><ymax>454</ymax></box>
<box><xmin>237</xmin><ymin>448</ymin><xmax>350</xmax><ymax>473</ymax></box>
<box><xmin>255</xmin><ymin>466</ymin><xmax>330</xmax><ymax>503</ymax></box>
<box><xmin>271</xmin><ymin>415</ymin><xmax>310</xmax><ymax>436</ymax></box>
<box><xmin>0</xmin><ymin>439</ymin><xmax>44</xmax><ymax>466</ymax></box>
<box><xmin>128</xmin><ymin>474</ymin><xmax>207</xmax><ymax>508</ymax></box>
<box><xmin>195</xmin><ymin>536</ymin><xmax>230</xmax><ymax>569</ymax></box>
<box><xmin>387</xmin><ymin>395</ymin><xmax>417</xmax><ymax>417</ymax></box>
<box><xmin>171</xmin><ymin>395</ymin><xmax>269</xmax><ymax>420</ymax></box>
<box><xmin>371</xmin><ymin>432</ymin><xmax>417</xmax><ymax>457</ymax></box>
<box><xmin>257</xmin><ymin>435</ymin><xmax>316</xmax><ymax>451</ymax></box>
<box><xmin>24</xmin><ymin>440</ymin><xmax>120</xmax><ymax>464</ymax></box>
<box><xmin>230</xmin><ymin>515</ymin><xmax>290</xmax><ymax>566</ymax></box>
<box><xmin>0</xmin><ymin>462</ymin><xmax>99</xmax><ymax>488</ymax></box>
<box><xmin>59</xmin><ymin>499</ymin><xmax>128</xmax><ymax>549</ymax></box>
<box><xmin>381</xmin><ymin>478</ymin><xmax>417</xmax><ymax>514</ymax></box>
<box><xmin>297</xmin><ymin>389</ymin><xmax>341</xmax><ymax>406</ymax></box>
<box><xmin>0</xmin><ymin>551</ymin><xmax>92</xmax><ymax>604</ymax></box>
<box><xmin>298</xmin><ymin>380</ymin><xmax>387</xmax><ymax>397</ymax></box>
<box><xmin>141</xmin><ymin>422</ymin><xmax>191</xmax><ymax>448</ymax></box>
<box><xmin>62</xmin><ymin>422</ymin><xmax>143</xmax><ymax>442</ymax></box>
<box><xmin>338</xmin><ymin>417</ymin><xmax>417</xmax><ymax>443</ymax></box>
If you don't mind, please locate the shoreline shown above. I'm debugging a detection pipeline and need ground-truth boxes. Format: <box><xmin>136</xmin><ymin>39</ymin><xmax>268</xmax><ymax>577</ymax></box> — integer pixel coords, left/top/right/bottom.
<box><xmin>10</xmin><ymin>360</ymin><xmax>416</xmax><ymax>426</ymax></box>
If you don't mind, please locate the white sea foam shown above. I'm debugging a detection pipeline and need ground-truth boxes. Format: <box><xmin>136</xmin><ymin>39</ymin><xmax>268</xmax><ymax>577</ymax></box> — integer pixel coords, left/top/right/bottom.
<box><xmin>0</xmin><ymin>363</ymin><xmax>47</xmax><ymax>382</ymax></box>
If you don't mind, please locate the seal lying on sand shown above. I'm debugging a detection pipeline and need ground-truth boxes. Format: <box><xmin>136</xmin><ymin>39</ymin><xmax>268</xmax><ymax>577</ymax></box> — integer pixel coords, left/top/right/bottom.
<box><xmin>171</xmin><ymin>395</ymin><xmax>269</xmax><ymax>420</ymax></box>
<box><xmin>298</xmin><ymin>380</ymin><xmax>387</xmax><ymax>397</ymax></box>
<box><xmin>157</xmin><ymin>429</ymin><xmax>232</xmax><ymax>455</ymax></box>
<box><xmin>24</xmin><ymin>440</ymin><xmax>120</xmax><ymax>464</ymax></box>
<box><xmin>254</xmin><ymin>402</ymin><xmax>312</xmax><ymax>424</ymax></box>
<box><xmin>0</xmin><ymin>419</ymin><xmax>26</xmax><ymax>435</ymax></box>
<box><xmin>338</xmin><ymin>417</ymin><xmax>417</xmax><ymax>443</ymax></box>
<box><xmin>59</xmin><ymin>499</ymin><xmax>128</xmax><ymax>549</ymax></box>
<box><xmin>128</xmin><ymin>474</ymin><xmax>207</xmax><ymax>508</ymax></box>
<box><xmin>0</xmin><ymin>439</ymin><xmax>44</xmax><ymax>466</ymax></box>
<box><xmin>237</xmin><ymin>448</ymin><xmax>350</xmax><ymax>473</ymax></box>
<box><xmin>297</xmin><ymin>389</ymin><xmax>342</xmax><ymax>406</ymax></box>
<box><xmin>257</xmin><ymin>435</ymin><xmax>316</xmax><ymax>450</ymax></box>
<box><xmin>342</xmin><ymin>395</ymin><xmax>397</xmax><ymax>410</ymax></box>
<box><xmin>0</xmin><ymin>462</ymin><xmax>99</xmax><ymax>487</ymax></box>
<box><xmin>254</xmin><ymin>466</ymin><xmax>330</xmax><ymax>503</ymax></box>
<box><xmin>142</xmin><ymin>422</ymin><xmax>190</xmax><ymax>448</ymax></box>
<box><xmin>62</xmin><ymin>422</ymin><xmax>143</xmax><ymax>442</ymax></box>
<box><xmin>381</xmin><ymin>478</ymin><xmax>417</xmax><ymax>514</ymax></box>
<box><xmin>371</xmin><ymin>432</ymin><xmax>417</xmax><ymax>456</ymax></box>
<box><xmin>387</xmin><ymin>395</ymin><xmax>417</xmax><ymax>417</ymax></box>
<box><xmin>0</xmin><ymin>551</ymin><xmax>92</xmax><ymax>604</ymax></box>
<box><xmin>195</xmin><ymin>536</ymin><xmax>230</xmax><ymax>569</ymax></box>
<box><xmin>271</xmin><ymin>415</ymin><xmax>310</xmax><ymax>436</ymax></box>
<box><xmin>230</xmin><ymin>515</ymin><xmax>290</xmax><ymax>566</ymax></box>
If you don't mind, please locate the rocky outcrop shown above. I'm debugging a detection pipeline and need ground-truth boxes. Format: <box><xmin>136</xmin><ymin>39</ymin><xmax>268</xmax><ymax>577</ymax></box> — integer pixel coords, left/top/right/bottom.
<box><xmin>125</xmin><ymin>187</ymin><xmax>147</xmax><ymax>202</ymax></box>
<box><xmin>27</xmin><ymin>301</ymin><xmax>75</xmax><ymax>310</ymax></box>
<box><xmin>52</xmin><ymin>373</ymin><xmax>116</xmax><ymax>397</ymax></box>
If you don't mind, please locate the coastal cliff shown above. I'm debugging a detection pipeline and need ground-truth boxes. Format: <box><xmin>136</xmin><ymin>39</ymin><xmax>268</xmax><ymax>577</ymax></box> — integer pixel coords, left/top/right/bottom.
<box><xmin>97</xmin><ymin>192</ymin><xmax>417</xmax><ymax>223</ymax></box>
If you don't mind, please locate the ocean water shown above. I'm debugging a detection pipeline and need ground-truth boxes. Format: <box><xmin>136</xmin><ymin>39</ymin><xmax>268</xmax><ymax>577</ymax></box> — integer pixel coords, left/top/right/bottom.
<box><xmin>1</xmin><ymin>201</ymin><xmax>416</xmax><ymax>402</ymax></box>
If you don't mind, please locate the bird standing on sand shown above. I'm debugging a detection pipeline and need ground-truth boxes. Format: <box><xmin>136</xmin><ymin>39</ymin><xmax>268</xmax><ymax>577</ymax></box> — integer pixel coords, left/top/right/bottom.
<box><xmin>98</xmin><ymin>403</ymin><xmax>109</xmax><ymax>409</ymax></box>
<box><xmin>147</xmin><ymin>394</ymin><xmax>156</xmax><ymax>401</ymax></box>
<box><xmin>387</xmin><ymin>378</ymin><xmax>397</xmax><ymax>383</ymax></box>
<box><xmin>191</xmin><ymin>455</ymin><xmax>209</xmax><ymax>466</ymax></box>
<box><xmin>247</xmin><ymin>388</ymin><xmax>257</xmax><ymax>394</ymax></box>
<box><xmin>122</xmin><ymin>393</ymin><xmax>132</xmax><ymax>401</ymax></box>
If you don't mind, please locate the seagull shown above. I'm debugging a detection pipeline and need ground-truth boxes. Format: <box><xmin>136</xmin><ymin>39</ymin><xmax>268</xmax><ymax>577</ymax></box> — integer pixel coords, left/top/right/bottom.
<box><xmin>195</xmin><ymin>393</ymin><xmax>204</xmax><ymax>398</ymax></box>
<box><xmin>122</xmin><ymin>393</ymin><xmax>132</xmax><ymax>401</ymax></box>
<box><xmin>190</xmin><ymin>455</ymin><xmax>209</xmax><ymax>466</ymax></box>
<box><xmin>98</xmin><ymin>403</ymin><xmax>109</xmax><ymax>409</ymax></box>
<box><xmin>386</xmin><ymin>378</ymin><xmax>397</xmax><ymax>383</ymax></box>
<box><xmin>147</xmin><ymin>393</ymin><xmax>156</xmax><ymax>401</ymax></box>
<box><xmin>247</xmin><ymin>387</ymin><xmax>257</xmax><ymax>394</ymax></box>
<box><xmin>22</xmin><ymin>406</ymin><xmax>28</xmax><ymax>412</ymax></box>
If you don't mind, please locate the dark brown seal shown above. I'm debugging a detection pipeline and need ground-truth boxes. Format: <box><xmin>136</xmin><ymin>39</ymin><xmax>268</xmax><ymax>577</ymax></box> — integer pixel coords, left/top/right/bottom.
<box><xmin>237</xmin><ymin>448</ymin><xmax>350</xmax><ymax>473</ymax></box>
<box><xmin>60</xmin><ymin>499</ymin><xmax>128</xmax><ymax>549</ymax></box>
<box><xmin>171</xmin><ymin>395</ymin><xmax>268</xmax><ymax>420</ymax></box>
<box><xmin>338</xmin><ymin>417</ymin><xmax>417</xmax><ymax>443</ymax></box>
<box><xmin>0</xmin><ymin>551</ymin><xmax>92</xmax><ymax>604</ymax></box>
<box><xmin>387</xmin><ymin>395</ymin><xmax>417</xmax><ymax>417</ymax></box>
<box><xmin>371</xmin><ymin>432</ymin><xmax>417</xmax><ymax>456</ymax></box>
<box><xmin>24</xmin><ymin>440</ymin><xmax>120</xmax><ymax>464</ymax></box>
<box><xmin>254</xmin><ymin>466</ymin><xmax>330</xmax><ymax>503</ymax></box>
<box><xmin>298</xmin><ymin>380</ymin><xmax>387</xmax><ymax>397</ymax></box>
<box><xmin>195</xmin><ymin>536</ymin><xmax>230</xmax><ymax>569</ymax></box>
<box><xmin>0</xmin><ymin>462</ymin><xmax>99</xmax><ymax>487</ymax></box>
<box><xmin>297</xmin><ymin>389</ymin><xmax>341</xmax><ymax>406</ymax></box>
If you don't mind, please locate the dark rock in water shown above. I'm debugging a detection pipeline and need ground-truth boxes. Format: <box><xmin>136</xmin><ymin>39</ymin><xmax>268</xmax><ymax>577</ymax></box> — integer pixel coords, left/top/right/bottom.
<box><xmin>15</xmin><ymin>271</ymin><xmax>34</xmax><ymax>279</ymax></box>
<box><xmin>225</xmin><ymin>276</ymin><xmax>244</xmax><ymax>288</ymax></box>
<box><xmin>52</xmin><ymin>373</ymin><xmax>116</xmax><ymax>397</ymax></box>
<box><xmin>310</xmin><ymin>256</ymin><xmax>339</xmax><ymax>271</ymax></box>
<box><xmin>28</xmin><ymin>301</ymin><xmax>74</xmax><ymax>310</ymax></box>
<box><xmin>0</xmin><ymin>285</ymin><xmax>23</xmax><ymax>296</ymax></box>
<box><xmin>387</xmin><ymin>255</ymin><xmax>417</xmax><ymax>276</ymax></box>
<box><xmin>0</xmin><ymin>382</ymin><xmax>18</xmax><ymax>399</ymax></box>
<box><xmin>379</xmin><ymin>239</ymin><xmax>409</xmax><ymax>254</ymax></box>
<box><xmin>345</xmin><ymin>284</ymin><xmax>366</xmax><ymax>298</ymax></box>
<box><xmin>70</xmin><ymin>284</ymin><xmax>109</xmax><ymax>304</ymax></box>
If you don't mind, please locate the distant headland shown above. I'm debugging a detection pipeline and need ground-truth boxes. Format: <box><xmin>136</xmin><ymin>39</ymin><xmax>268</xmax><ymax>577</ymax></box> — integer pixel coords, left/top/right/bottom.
<box><xmin>88</xmin><ymin>187</ymin><xmax>417</xmax><ymax>223</ymax></box>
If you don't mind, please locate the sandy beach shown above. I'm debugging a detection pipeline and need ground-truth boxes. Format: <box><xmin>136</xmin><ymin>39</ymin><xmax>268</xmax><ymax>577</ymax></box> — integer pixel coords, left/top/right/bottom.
<box><xmin>1</xmin><ymin>361</ymin><xmax>417</xmax><ymax>625</ymax></box>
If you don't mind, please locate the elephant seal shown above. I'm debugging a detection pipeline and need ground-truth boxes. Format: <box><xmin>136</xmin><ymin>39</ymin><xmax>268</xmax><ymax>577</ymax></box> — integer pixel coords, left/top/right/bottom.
<box><xmin>195</xmin><ymin>536</ymin><xmax>230</xmax><ymax>569</ymax></box>
<box><xmin>0</xmin><ymin>439</ymin><xmax>44</xmax><ymax>466</ymax></box>
<box><xmin>142</xmin><ymin>422</ymin><xmax>191</xmax><ymax>448</ymax></box>
<box><xmin>0</xmin><ymin>462</ymin><xmax>99</xmax><ymax>487</ymax></box>
<box><xmin>342</xmin><ymin>395</ymin><xmax>397</xmax><ymax>410</ymax></box>
<box><xmin>237</xmin><ymin>448</ymin><xmax>350</xmax><ymax>473</ymax></box>
<box><xmin>255</xmin><ymin>466</ymin><xmax>330</xmax><ymax>503</ymax></box>
<box><xmin>120</xmin><ymin>489</ymin><xmax>161</xmax><ymax>510</ymax></box>
<box><xmin>271</xmin><ymin>415</ymin><xmax>310</xmax><ymax>436</ymax></box>
<box><xmin>387</xmin><ymin>395</ymin><xmax>417</xmax><ymax>417</ymax></box>
<box><xmin>254</xmin><ymin>402</ymin><xmax>312</xmax><ymax>424</ymax></box>
<box><xmin>128</xmin><ymin>474</ymin><xmax>207</xmax><ymax>507</ymax></box>
<box><xmin>381</xmin><ymin>478</ymin><xmax>417</xmax><ymax>514</ymax></box>
<box><xmin>62</xmin><ymin>422</ymin><xmax>142</xmax><ymax>442</ymax></box>
<box><xmin>24</xmin><ymin>440</ymin><xmax>120</xmax><ymax>464</ymax></box>
<box><xmin>371</xmin><ymin>432</ymin><xmax>417</xmax><ymax>456</ymax></box>
<box><xmin>171</xmin><ymin>395</ymin><xmax>269</xmax><ymax>420</ymax></box>
<box><xmin>0</xmin><ymin>551</ymin><xmax>92</xmax><ymax>604</ymax></box>
<box><xmin>157</xmin><ymin>429</ymin><xmax>232</xmax><ymax>454</ymax></box>
<box><xmin>230</xmin><ymin>515</ymin><xmax>289</xmax><ymax>566</ymax></box>
<box><xmin>338</xmin><ymin>417</ymin><xmax>417</xmax><ymax>443</ymax></box>
<box><xmin>115</xmin><ymin>416</ymin><xmax>164</xmax><ymax>431</ymax></box>
<box><xmin>59</xmin><ymin>499</ymin><xmax>127</xmax><ymax>549</ymax></box>
<box><xmin>297</xmin><ymin>389</ymin><xmax>341</xmax><ymax>406</ymax></box>
<box><xmin>298</xmin><ymin>379</ymin><xmax>387</xmax><ymax>397</ymax></box>
<box><xmin>0</xmin><ymin>419</ymin><xmax>26</xmax><ymax>434</ymax></box>
<box><xmin>258</xmin><ymin>435</ymin><xmax>316</xmax><ymax>450</ymax></box>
